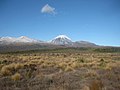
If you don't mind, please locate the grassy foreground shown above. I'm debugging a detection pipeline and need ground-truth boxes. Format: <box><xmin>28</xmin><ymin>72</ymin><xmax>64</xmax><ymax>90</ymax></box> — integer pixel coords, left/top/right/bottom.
<box><xmin>0</xmin><ymin>48</ymin><xmax>120</xmax><ymax>90</ymax></box>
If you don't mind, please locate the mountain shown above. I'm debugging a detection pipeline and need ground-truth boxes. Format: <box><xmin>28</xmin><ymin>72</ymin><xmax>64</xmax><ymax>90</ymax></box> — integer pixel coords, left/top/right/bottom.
<box><xmin>50</xmin><ymin>35</ymin><xmax>97</xmax><ymax>47</ymax></box>
<box><xmin>0</xmin><ymin>36</ymin><xmax>65</xmax><ymax>52</ymax></box>
<box><xmin>0</xmin><ymin>35</ymin><xmax>97</xmax><ymax>47</ymax></box>
<box><xmin>74</xmin><ymin>41</ymin><xmax>97</xmax><ymax>47</ymax></box>
<box><xmin>50</xmin><ymin>35</ymin><xmax>73</xmax><ymax>45</ymax></box>
<box><xmin>0</xmin><ymin>35</ymin><xmax>99</xmax><ymax>52</ymax></box>
<box><xmin>0</xmin><ymin>36</ymin><xmax>42</xmax><ymax>45</ymax></box>
<box><xmin>16</xmin><ymin>36</ymin><xmax>40</xmax><ymax>43</ymax></box>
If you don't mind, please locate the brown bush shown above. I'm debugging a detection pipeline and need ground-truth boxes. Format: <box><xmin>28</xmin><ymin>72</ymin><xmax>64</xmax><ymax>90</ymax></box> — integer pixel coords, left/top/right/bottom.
<box><xmin>83</xmin><ymin>80</ymin><xmax>104</xmax><ymax>90</ymax></box>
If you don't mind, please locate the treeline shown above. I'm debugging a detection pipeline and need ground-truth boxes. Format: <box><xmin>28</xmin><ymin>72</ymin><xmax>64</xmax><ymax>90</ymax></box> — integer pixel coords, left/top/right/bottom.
<box><xmin>0</xmin><ymin>47</ymin><xmax>91</xmax><ymax>54</ymax></box>
<box><xmin>1</xmin><ymin>47</ymin><xmax>120</xmax><ymax>54</ymax></box>
<box><xmin>93</xmin><ymin>47</ymin><xmax>120</xmax><ymax>53</ymax></box>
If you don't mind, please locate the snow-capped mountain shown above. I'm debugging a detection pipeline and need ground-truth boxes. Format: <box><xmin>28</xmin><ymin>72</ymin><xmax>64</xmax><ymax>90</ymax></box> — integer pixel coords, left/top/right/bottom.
<box><xmin>50</xmin><ymin>35</ymin><xmax>73</xmax><ymax>45</ymax></box>
<box><xmin>49</xmin><ymin>35</ymin><xmax>97</xmax><ymax>47</ymax></box>
<box><xmin>0</xmin><ymin>36</ymin><xmax>42</xmax><ymax>44</ymax></box>
<box><xmin>0</xmin><ymin>35</ymin><xmax>98</xmax><ymax>47</ymax></box>
<box><xmin>0</xmin><ymin>35</ymin><xmax>100</xmax><ymax>52</ymax></box>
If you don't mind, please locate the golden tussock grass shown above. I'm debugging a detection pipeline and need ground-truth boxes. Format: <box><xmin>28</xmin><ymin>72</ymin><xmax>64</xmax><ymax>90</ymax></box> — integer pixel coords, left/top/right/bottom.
<box><xmin>11</xmin><ymin>72</ymin><xmax>21</xmax><ymax>81</ymax></box>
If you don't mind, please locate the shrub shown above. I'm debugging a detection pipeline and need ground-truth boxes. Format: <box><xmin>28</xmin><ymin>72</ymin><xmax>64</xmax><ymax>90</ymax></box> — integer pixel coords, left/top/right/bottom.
<box><xmin>0</xmin><ymin>64</ymin><xmax>4</xmax><ymax>70</ymax></box>
<box><xmin>14</xmin><ymin>63</ymin><xmax>24</xmax><ymax>70</ymax></box>
<box><xmin>11</xmin><ymin>72</ymin><xmax>21</xmax><ymax>81</ymax></box>
<box><xmin>0</xmin><ymin>60</ymin><xmax>8</xmax><ymax>64</ymax></box>
<box><xmin>58</xmin><ymin>62</ymin><xmax>67</xmax><ymax>70</ymax></box>
<box><xmin>89</xmin><ymin>80</ymin><xmax>104</xmax><ymax>90</ymax></box>
<box><xmin>83</xmin><ymin>80</ymin><xmax>104</xmax><ymax>90</ymax></box>
<box><xmin>86</xmin><ymin>69</ymin><xmax>98</xmax><ymax>78</ymax></box>
<box><xmin>99</xmin><ymin>62</ymin><xmax>106</xmax><ymax>68</ymax></box>
<box><xmin>25</xmin><ymin>71</ymin><xmax>32</xmax><ymax>79</ymax></box>
<box><xmin>100</xmin><ymin>58</ymin><xmax>104</xmax><ymax>62</ymax></box>
<box><xmin>76</xmin><ymin>57</ymin><xmax>84</xmax><ymax>63</ymax></box>
<box><xmin>65</xmin><ymin>66</ymin><xmax>73</xmax><ymax>72</ymax></box>
<box><xmin>0</xmin><ymin>64</ymin><xmax>15</xmax><ymax>76</ymax></box>
<box><xmin>0</xmin><ymin>63</ymin><xmax>24</xmax><ymax>76</ymax></box>
<box><xmin>71</xmin><ymin>62</ymin><xmax>79</xmax><ymax>68</ymax></box>
<box><xmin>41</xmin><ymin>63</ymin><xmax>47</xmax><ymax>68</ymax></box>
<box><xmin>1</xmin><ymin>66</ymin><xmax>11</xmax><ymax>76</ymax></box>
<box><xmin>38</xmin><ymin>60</ymin><xmax>44</xmax><ymax>65</ymax></box>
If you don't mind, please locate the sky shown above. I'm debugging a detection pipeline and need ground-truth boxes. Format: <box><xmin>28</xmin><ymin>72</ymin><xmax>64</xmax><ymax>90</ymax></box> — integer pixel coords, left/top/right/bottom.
<box><xmin>0</xmin><ymin>0</ymin><xmax>120</xmax><ymax>46</ymax></box>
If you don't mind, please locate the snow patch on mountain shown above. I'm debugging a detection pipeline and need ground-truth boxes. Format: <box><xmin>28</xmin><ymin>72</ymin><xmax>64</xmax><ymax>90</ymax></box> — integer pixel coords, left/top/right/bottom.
<box><xmin>50</xmin><ymin>35</ymin><xmax>73</xmax><ymax>45</ymax></box>
<box><xmin>54</xmin><ymin>35</ymin><xmax>71</xmax><ymax>40</ymax></box>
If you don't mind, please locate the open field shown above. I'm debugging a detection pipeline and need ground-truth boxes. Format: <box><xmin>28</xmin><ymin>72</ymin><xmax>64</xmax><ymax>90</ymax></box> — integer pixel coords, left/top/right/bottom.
<box><xmin>0</xmin><ymin>48</ymin><xmax>120</xmax><ymax>90</ymax></box>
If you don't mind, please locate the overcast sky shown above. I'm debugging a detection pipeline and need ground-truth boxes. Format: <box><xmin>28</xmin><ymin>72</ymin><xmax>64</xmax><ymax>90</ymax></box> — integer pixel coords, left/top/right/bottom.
<box><xmin>0</xmin><ymin>0</ymin><xmax>120</xmax><ymax>46</ymax></box>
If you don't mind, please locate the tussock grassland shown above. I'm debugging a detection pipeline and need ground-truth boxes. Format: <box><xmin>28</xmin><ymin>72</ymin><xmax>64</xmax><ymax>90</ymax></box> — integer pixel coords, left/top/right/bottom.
<box><xmin>0</xmin><ymin>48</ymin><xmax>120</xmax><ymax>90</ymax></box>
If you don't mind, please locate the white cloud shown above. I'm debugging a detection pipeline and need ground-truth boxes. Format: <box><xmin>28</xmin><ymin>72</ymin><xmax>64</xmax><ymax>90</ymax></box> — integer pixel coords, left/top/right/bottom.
<box><xmin>41</xmin><ymin>4</ymin><xmax>56</xmax><ymax>14</ymax></box>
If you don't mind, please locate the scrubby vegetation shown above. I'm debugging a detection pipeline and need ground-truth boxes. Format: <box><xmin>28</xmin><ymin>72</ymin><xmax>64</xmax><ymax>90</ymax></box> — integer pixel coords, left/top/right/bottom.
<box><xmin>0</xmin><ymin>48</ymin><xmax>120</xmax><ymax>90</ymax></box>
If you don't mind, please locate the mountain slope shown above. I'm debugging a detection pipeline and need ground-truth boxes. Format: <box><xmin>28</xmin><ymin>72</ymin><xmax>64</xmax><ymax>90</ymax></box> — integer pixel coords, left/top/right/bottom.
<box><xmin>74</xmin><ymin>41</ymin><xmax>97</xmax><ymax>47</ymax></box>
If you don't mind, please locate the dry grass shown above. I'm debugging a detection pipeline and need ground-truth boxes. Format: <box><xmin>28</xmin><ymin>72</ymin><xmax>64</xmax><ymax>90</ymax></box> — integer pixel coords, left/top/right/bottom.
<box><xmin>11</xmin><ymin>72</ymin><xmax>21</xmax><ymax>81</ymax></box>
<box><xmin>0</xmin><ymin>49</ymin><xmax>120</xmax><ymax>90</ymax></box>
<box><xmin>1</xmin><ymin>63</ymin><xmax>15</xmax><ymax>76</ymax></box>
<box><xmin>64</xmin><ymin>66</ymin><xmax>74</xmax><ymax>72</ymax></box>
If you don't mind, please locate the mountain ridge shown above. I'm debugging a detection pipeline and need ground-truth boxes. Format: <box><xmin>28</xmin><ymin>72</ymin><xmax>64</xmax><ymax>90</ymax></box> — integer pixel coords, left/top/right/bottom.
<box><xmin>0</xmin><ymin>35</ymin><xmax>119</xmax><ymax>52</ymax></box>
<box><xmin>0</xmin><ymin>35</ymin><xmax>96</xmax><ymax>46</ymax></box>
